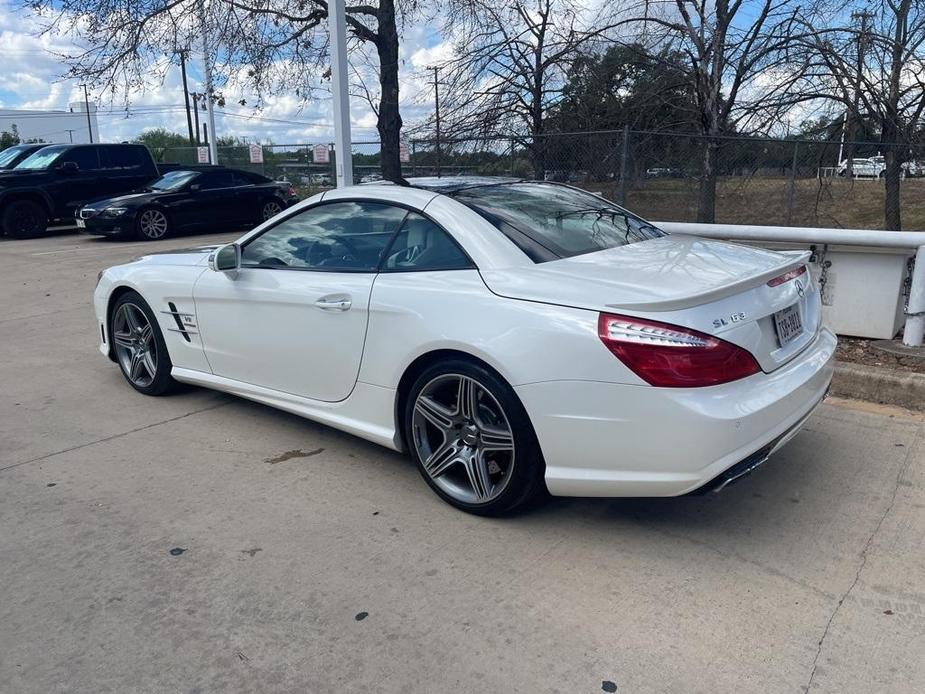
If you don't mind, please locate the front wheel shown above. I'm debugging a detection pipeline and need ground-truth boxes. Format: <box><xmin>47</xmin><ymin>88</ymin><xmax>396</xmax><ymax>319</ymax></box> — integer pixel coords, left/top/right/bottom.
<box><xmin>110</xmin><ymin>291</ymin><xmax>177</xmax><ymax>395</ymax></box>
<box><xmin>135</xmin><ymin>207</ymin><xmax>171</xmax><ymax>240</ymax></box>
<box><xmin>2</xmin><ymin>199</ymin><xmax>48</xmax><ymax>238</ymax></box>
<box><xmin>405</xmin><ymin>359</ymin><xmax>546</xmax><ymax>515</ymax></box>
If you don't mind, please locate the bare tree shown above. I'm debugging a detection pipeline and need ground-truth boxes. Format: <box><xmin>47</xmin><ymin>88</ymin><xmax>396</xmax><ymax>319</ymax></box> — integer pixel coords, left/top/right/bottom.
<box><xmin>22</xmin><ymin>0</ymin><xmax>420</xmax><ymax>182</ymax></box>
<box><xmin>430</xmin><ymin>0</ymin><xmax>617</xmax><ymax>178</ymax></box>
<box><xmin>628</xmin><ymin>0</ymin><xmax>804</xmax><ymax>222</ymax></box>
<box><xmin>796</xmin><ymin>0</ymin><xmax>925</xmax><ymax>230</ymax></box>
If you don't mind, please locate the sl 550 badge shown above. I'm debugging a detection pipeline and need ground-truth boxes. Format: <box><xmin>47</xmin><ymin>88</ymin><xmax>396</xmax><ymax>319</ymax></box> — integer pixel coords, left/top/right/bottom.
<box><xmin>713</xmin><ymin>312</ymin><xmax>746</xmax><ymax>328</ymax></box>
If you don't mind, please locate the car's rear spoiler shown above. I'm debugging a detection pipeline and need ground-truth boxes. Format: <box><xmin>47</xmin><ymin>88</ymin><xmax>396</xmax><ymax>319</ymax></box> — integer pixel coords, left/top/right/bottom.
<box><xmin>604</xmin><ymin>250</ymin><xmax>811</xmax><ymax>312</ymax></box>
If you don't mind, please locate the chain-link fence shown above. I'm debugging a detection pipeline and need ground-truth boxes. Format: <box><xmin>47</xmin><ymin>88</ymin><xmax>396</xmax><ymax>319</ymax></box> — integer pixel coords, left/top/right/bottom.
<box><xmin>158</xmin><ymin>130</ymin><xmax>925</xmax><ymax>230</ymax></box>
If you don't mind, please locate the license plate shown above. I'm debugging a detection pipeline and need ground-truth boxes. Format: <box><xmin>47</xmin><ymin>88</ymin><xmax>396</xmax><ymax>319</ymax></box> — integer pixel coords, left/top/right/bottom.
<box><xmin>75</xmin><ymin>218</ymin><xmax>85</xmax><ymax>228</ymax></box>
<box><xmin>774</xmin><ymin>304</ymin><xmax>803</xmax><ymax>346</ymax></box>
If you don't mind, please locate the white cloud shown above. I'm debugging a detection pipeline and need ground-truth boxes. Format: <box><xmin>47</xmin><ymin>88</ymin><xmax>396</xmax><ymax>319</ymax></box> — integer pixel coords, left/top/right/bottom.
<box><xmin>0</xmin><ymin>0</ymin><xmax>442</xmax><ymax>146</ymax></box>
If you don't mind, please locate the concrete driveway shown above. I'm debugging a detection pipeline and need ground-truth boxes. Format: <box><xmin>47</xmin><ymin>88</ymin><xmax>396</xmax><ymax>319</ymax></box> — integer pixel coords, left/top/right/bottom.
<box><xmin>1</xmin><ymin>230</ymin><xmax>923</xmax><ymax>694</ymax></box>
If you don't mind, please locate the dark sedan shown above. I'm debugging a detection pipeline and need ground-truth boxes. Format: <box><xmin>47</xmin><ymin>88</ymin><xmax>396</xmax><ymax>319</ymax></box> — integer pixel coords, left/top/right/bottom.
<box><xmin>76</xmin><ymin>167</ymin><xmax>299</xmax><ymax>240</ymax></box>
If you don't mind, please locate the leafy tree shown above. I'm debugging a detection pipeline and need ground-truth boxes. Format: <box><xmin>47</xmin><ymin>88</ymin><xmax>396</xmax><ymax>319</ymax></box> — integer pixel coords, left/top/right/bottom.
<box><xmin>547</xmin><ymin>45</ymin><xmax>697</xmax><ymax>133</ymax></box>
<box><xmin>0</xmin><ymin>128</ymin><xmax>20</xmax><ymax>150</ymax></box>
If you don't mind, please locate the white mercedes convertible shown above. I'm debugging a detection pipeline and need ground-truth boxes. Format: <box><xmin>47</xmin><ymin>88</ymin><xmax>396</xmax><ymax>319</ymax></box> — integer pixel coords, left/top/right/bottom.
<box><xmin>93</xmin><ymin>178</ymin><xmax>836</xmax><ymax>515</ymax></box>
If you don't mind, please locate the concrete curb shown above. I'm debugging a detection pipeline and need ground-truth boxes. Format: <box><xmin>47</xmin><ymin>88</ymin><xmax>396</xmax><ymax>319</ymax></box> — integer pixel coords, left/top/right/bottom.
<box><xmin>831</xmin><ymin>361</ymin><xmax>925</xmax><ymax>411</ymax></box>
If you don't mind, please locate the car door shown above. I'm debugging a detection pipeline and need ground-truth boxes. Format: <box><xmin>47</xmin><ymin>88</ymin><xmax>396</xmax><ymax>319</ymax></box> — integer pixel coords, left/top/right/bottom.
<box><xmin>192</xmin><ymin>170</ymin><xmax>238</xmax><ymax>227</ymax></box>
<box><xmin>98</xmin><ymin>145</ymin><xmax>152</xmax><ymax>196</ymax></box>
<box><xmin>50</xmin><ymin>146</ymin><xmax>103</xmax><ymax>217</ymax></box>
<box><xmin>229</xmin><ymin>171</ymin><xmax>265</xmax><ymax>224</ymax></box>
<box><xmin>193</xmin><ymin>200</ymin><xmax>409</xmax><ymax>402</ymax></box>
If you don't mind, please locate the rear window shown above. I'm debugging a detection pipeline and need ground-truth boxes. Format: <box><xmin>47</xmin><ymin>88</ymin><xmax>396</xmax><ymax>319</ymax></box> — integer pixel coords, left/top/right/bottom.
<box><xmin>452</xmin><ymin>182</ymin><xmax>665</xmax><ymax>263</ymax></box>
<box><xmin>105</xmin><ymin>146</ymin><xmax>143</xmax><ymax>168</ymax></box>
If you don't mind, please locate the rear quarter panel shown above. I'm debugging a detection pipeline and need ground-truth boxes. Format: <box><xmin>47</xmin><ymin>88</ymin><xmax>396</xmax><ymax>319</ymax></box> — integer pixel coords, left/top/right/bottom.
<box><xmin>360</xmin><ymin>270</ymin><xmax>647</xmax><ymax>389</ymax></box>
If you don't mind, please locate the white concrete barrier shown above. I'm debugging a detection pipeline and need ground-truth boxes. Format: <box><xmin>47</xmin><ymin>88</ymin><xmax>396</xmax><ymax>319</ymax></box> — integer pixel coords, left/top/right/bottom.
<box><xmin>654</xmin><ymin>221</ymin><xmax>925</xmax><ymax>346</ymax></box>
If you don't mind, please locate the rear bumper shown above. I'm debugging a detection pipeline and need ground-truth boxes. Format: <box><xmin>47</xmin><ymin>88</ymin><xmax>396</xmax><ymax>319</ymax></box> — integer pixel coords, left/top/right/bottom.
<box><xmin>516</xmin><ymin>327</ymin><xmax>836</xmax><ymax>497</ymax></box>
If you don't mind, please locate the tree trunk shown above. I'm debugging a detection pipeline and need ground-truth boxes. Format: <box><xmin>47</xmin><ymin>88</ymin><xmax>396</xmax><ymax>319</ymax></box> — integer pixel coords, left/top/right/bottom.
<box><xmin>882</xmin><ymin>126</ymin><xmax>903</xmax><ymax>230</ymax></box>
<box><xmin>879</xmin><ymin>0</ymin><xmax>911</xmax><ymax>230</ymax></box>
<box><xmin>697</xmin><ymin>137</ymin><xmax>719</xmax><ymax>223</ymax></box>
<box><xmin>376</xmin><ymin>0</ymin><xmax>405</xmax><ymax>184</ymax></box>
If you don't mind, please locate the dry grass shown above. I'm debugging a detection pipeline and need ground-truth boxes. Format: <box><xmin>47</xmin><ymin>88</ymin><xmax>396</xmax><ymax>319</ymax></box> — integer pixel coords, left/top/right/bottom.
<box><xmin>583</xmin><ymin>177</ymin><xmax>925</xmax><ymax>230</ymax></box>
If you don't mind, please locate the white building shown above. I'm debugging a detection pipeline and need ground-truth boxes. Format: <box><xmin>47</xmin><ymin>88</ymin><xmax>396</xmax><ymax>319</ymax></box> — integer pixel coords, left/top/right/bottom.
<box><xmin>0</xmin><ymin>102</ymin><xmax>100</xmax><ymax>144</ymax></box>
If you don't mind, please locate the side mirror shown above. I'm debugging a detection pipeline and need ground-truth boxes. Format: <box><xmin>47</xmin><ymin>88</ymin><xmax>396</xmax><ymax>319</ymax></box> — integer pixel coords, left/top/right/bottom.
<box><xmin>189</xmin><ymin>183</ymin><xmax>201</xmax><ymax>191</ymax></box>
<box><xmin>58</xmin><ymin>161</ymin><xmax>79</xmax><ymax>173</ymax></box>
<box><xmin>209</xmin><ymin>243</ymin><xmax>241</xmax><ymax>273</ymax></box>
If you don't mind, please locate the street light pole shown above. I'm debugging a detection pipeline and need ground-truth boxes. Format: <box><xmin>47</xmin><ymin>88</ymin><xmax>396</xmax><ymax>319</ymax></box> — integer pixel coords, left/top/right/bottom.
<box><xmin>328</xmin><ymin>0</ymin><xmax>353</xmax><ymax>187</ymax></box>
<box><xmin>197</xmin><ymin>0</ymin><xmax>219</xmax><ymax>165</ymax></box>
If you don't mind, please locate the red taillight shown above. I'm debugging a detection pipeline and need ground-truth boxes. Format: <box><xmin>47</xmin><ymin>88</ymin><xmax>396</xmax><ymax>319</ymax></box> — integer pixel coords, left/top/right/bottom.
<box><xmin>767</xmin><ymin>264</ymin><xmax>807</xmax><ymax>287</ymax></box>
<box><xmin>597</xmin><ymin>313</ymin><xmax>761</xmax><ymax>387</ymax></box>
<box><xmin>287</xmin><ymin>185</ymin><xmax>297</xmax><ymax>197</ymax></box>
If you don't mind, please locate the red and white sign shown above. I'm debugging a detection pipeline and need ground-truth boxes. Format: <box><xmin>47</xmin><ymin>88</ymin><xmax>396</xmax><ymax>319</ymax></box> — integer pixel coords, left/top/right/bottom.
<box><xmin>399</xmin><ymin>141</ymin><xmax>410</xmax><ymax>163</ymax></box>
<box><xmin>196</xmin><ymin>146</ymin><xmax>210</xmax><ymax>164</ymax></box>
<box><xmin>313</xmin><ymin>144</ymin><xmax>330</xmax><ymax>164</ymax></box>
<box><xmin>248</xmin><ymin>144</ymin><xmax>264</xmax><ymax>164</ymax></box>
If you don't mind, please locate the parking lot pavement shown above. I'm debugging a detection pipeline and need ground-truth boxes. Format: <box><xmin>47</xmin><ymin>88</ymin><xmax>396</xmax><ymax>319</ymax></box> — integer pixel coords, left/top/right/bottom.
<box><xmin>1</xmin><ymin>232</ymin><xmax>924</xmax><ymax>694</ymax></box>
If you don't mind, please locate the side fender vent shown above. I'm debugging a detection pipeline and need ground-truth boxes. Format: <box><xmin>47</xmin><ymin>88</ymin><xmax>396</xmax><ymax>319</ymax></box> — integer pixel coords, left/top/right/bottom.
<box><xmin>162</xmin><ymin>302</ymin><xmax>195</xmax><ymax>342</ymax></box>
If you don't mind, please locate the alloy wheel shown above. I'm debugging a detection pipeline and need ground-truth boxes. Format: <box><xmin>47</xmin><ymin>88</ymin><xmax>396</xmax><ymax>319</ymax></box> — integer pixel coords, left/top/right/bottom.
<box><xmin>411</xmin><ymin>374</ymin><xmax>515</xmax><ymax>505</ymax></box>
<box><xmin>262</xmin><ymin>201</ymin><xmax>283</xmax><ymax>220</ymax></box>
<box><xmin>112</xmin><ymin>303</ymin><xmax>157</xmax><ymax>387</ymax></box>
<box><xmin>138</xmin><ymin>209</ymin><xmax>169</xmax><ymax>239</ymax></box>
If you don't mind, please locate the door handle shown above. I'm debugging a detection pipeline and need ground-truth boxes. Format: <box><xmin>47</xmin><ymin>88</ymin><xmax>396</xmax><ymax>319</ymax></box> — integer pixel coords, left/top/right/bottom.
<box><xmin>314</xmin><ymin>295</ymin><xmax>352</xmax><ymax>311</ymax></box>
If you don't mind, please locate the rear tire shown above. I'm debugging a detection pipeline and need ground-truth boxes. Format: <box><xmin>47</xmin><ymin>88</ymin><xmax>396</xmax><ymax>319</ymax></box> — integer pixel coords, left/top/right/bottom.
<box><xmin>110</xmin><ymin>291</ymin><xmax>177</xmax><ymax>395</ymax></box>
<box><xmin>404</xmin><ymin>358</ymin><xmax>546</xmax><ymax>516</ymax></box>
<box><xmin>2</xmin><ymin>199</ymin><xmax>48</xmax><ymax>239</ymax></box>
<box><xmin>261</xmin><ymin>198</ymin><xmax>284</xmax><ymax>221</ymax></box>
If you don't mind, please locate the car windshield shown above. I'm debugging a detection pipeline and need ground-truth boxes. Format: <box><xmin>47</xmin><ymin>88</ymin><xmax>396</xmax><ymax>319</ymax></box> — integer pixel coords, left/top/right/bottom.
<box><xmin>0</xmin><ymin>145</ymin><xmax>34</xmax><ymax>168</ymax></box>
<box><xmin>453</xmin><ymin>182</ymin><xmax>665</xmax><ymax>262</ymax></box>
<box><xmin>149</xmin><ymin>171</ymin><xmax>198</xmax><ymax>191</ymax></box>
<box><xmin>15</xmin><ymin>145</ymin><xmax>68</xmax><ymax>170</ymax></box>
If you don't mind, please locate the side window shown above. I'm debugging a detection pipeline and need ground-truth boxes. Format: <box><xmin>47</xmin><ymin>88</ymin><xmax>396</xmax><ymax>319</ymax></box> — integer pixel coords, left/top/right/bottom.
<box><xmin>197</xmin><ymin>171</ymin><xmax>235</xmax><ymax>189</ymax></box>
<box><xmin>59</xmin><ymin>147</ymin><xmax>100</xmax><ymax>171</ymax></box>
<box><xmin>382</xmin><ymin>212</ymin><xmax>473</xmax><ymax>271</ymax></box>
<box><xmin>241</xmin><ymin>201</ymin><xmax>408</xmax><ymax>271</ymax></box>
<box><xmin>232</xmin><ymin>171</ymin><xmax>259</xmax><ymax>186</ymax></box>
<box><xmin>107</xmin><ymin>146</ymin><xmax>142</xmax><ymax>169</ymax></box>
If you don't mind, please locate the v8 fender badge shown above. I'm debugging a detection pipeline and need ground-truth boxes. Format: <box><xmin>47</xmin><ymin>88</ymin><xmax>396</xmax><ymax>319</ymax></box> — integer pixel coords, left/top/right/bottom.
<box><xmin>713</xmin><ymin>312</ymin><xmax>746</xmax><ymax>329</ymax></box>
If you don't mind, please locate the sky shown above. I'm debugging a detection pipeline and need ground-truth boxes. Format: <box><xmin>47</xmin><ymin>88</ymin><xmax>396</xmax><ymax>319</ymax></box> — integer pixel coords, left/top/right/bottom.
<box><xmin>0</xmin><ymin>0</ymin><xmax>451</xmax><ymax>145</ymax></box>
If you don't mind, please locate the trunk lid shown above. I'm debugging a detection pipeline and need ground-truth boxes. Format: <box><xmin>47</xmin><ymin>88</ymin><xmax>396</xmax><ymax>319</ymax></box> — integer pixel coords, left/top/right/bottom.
<box><xmin>481</xmin><ymin>235</ymin><xmax>822</xmax><ymax>372</ymax></box>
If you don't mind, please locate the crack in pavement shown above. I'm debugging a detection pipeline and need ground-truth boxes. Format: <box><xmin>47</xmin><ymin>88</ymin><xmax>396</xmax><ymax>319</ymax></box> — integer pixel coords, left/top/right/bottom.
<box><xmin>802</xmin><ymin>423</ymin><xmax>921</xmax><ymax>693</ymax></box>
<box><xmin>0</xmin><ymin>400</ymin><xmax>230</xmax><ymax>474</ymax></box>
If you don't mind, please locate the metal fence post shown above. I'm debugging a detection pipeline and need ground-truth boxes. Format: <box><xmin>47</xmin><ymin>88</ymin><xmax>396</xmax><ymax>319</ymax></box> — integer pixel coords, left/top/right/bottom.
<box><xmin>411</xmin><ymin>140</ymin><xmax>417</xmax><ymax>177</ymax></box>
<box><xmin>510</xmin><ymin>138</ymin><xmax>516</xmax><ymax>177</ymax></box>
<box><xmin>329</xmin><ymin>142</ymin><xmax>337</xmax><ymax>183</ymax></box>
<box><xmin>786</xmin><ymin>141</ymin><xmax>799</xmax><ymax>225</ymax></box>
<box><xmin>618</xmin><ymin>125</ymin><xmax>630</xmax><ymax>206</ymax></box>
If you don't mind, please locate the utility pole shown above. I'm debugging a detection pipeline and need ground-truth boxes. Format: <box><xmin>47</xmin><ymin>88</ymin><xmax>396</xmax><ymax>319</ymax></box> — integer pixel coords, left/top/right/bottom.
<box><xmin>431</xmin><ymin>66</ymin><xmax>441</xmax><ymax>177</ymax></box>
<box><xmin>191</xmin><ymin>93</ymin><xmax>201</xmax><ymax>146</ymax></box>
<box><xmin>197</xmin><ymin>0</ymin><xmax>219</xmax><ymax>165</ymax></box>
<box><xmin>178</xmin><ymin>50</ymin><xmax>196</xmax><ymax>146</ymax></box>
<box><xmin>65</xmin><ymin>129</ymin><xmax>75</xmax><ymax>144</ymax></box>
<box><xmin>327</xmin><ymin>0</ymin><xmax>353</xmax><ymax>187</ymax></box>
<box><xmin>80</xmin><ymin>84</ymin><xmax>93</xmax><ymax>143</ymax></box>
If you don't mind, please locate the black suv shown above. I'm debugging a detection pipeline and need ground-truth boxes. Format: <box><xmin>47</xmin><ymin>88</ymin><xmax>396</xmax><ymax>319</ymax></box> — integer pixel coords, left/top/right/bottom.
<box><xmin>0</xmin><ymin>143</ymin><xmax>159</xmax><ymax>238</ymax></box>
